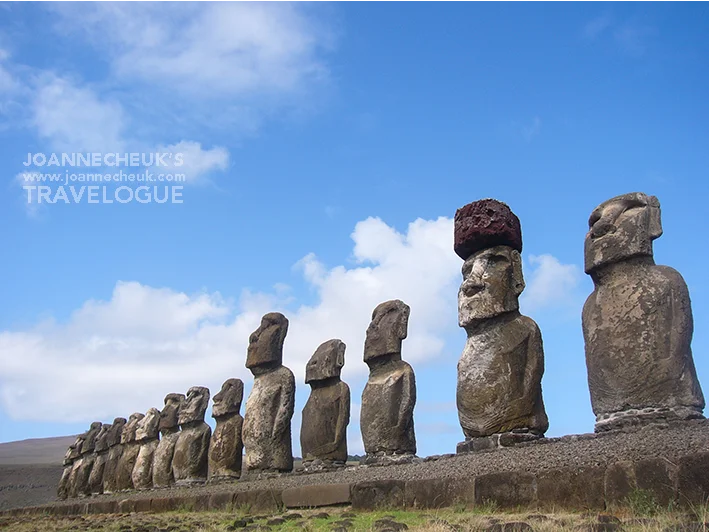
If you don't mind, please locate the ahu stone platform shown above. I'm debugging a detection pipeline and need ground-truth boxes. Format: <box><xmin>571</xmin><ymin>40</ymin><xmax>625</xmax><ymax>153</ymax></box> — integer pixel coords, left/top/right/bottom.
<box><xmin>3</xmin><ymin>420</ymin><xmax>709</xmax><ymax>517</ymax></box>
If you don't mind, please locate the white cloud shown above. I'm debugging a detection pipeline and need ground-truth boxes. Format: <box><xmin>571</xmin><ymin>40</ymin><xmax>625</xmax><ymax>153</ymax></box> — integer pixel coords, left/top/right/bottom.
<box><xmin>0</xmin><ymin>216</ymin><xmax>580</xmax><ymax>449</ymax></box>
<box><xmin>157</xmin><ymin>141</ymin><xmax>229</xmax><ymax>184</ymax></box>
<box><xmin>583</xmin><ymin>14</ymin><xmax>613</xmax><ymax>40</ymax></box>
<box><xmin>520</xmin><ymin>254</ymin><xmax>583</xmax><ymax>312</ymax></box>
<box><xmin>51</xmin><ymin>3</ymin><xmax>331</xmax><ymax>97</ymax></box>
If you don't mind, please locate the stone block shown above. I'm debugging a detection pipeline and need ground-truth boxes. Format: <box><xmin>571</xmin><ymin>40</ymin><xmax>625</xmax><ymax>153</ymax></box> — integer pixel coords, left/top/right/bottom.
<box><xmin>352</xmin><ymin>480</ymin><xmax>406</xmax><ymax>510</ymax></box>
<box><xmin>208</xmin><ymin>491</ymin><xmax>237</xmax><ymax>510</ymax></box>
<box><xmin>234</xmin><ymin>489</ymin><xmax>283</xmax><ymax>513</ymax></box>
<box><xmin>604</xmin><ymin>462</ymin><xmax>636</xmax><ymax>505</ymax></box>
<box><xmin>404</xmin><ymin>477</ymin><xmax>474</xmax><ymax>509</ymax></box>
<box><xmin>474</xmin><ymin>472</ymin><xmax>536</xmax><ymax>508</ymax></box>
<box><xmin>677</xmin><ymin>452</ymin><xmax>709</xmax><ymax>506</ymax></box>
<box><xmin>282</xmin><ymin>483</ymin><xmax>351</xmax><ymax>508</ymax></box>
<box><xmin>634</xmin><ymin>458</ymin><xmax>677</xmax><ymax>506</ymax></box>
<box><xmin>537</xmin><ymin>467</ymin><xmax>606</xmax><ymax>510</ymax></box>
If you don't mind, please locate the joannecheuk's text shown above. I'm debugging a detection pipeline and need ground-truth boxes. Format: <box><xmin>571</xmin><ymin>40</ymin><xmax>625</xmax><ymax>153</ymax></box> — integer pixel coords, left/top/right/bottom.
<box><xmin>23</xmin><ymin>185</ymin><xmax>184</xmax><ymax>204</ymax></box>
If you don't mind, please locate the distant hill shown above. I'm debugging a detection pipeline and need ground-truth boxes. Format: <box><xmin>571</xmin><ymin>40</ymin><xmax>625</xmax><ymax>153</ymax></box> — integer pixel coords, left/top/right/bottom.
<box><xmin>0</xmin><ymin>435</ymin><xmax>77</xmax><ymax>465</ymax></box>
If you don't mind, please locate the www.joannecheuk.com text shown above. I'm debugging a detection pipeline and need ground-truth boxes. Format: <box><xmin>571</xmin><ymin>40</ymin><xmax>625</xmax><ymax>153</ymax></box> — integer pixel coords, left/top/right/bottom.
<box><xmin>23</xmin><ymin>185</ymin><xmax>184</xmax><ymax>204</ymax></box>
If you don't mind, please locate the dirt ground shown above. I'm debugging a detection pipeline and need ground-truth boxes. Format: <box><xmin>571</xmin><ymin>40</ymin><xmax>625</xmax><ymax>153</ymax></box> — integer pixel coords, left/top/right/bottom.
<box><xmin>0</xmin><ymin>464</ymin><xmax>63</xmax><ymax>512</ymax></box>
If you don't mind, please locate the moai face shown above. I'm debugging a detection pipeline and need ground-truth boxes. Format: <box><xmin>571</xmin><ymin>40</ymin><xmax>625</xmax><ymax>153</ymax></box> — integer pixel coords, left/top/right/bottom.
<box><xmin>246</xmin><ymin>312</ymin><xmax>289</xmax><ymax>370</ymax></box>
<box><xmin>107</xmin><ymin>417</ymin><xmax>127</xmax><ymax>447</ymax></box>
<box><xmin>584</xmin><ymin>192</ymin><xmax>662</xmax><ymax>274</ymax></box>
<box><xmin>364</xmin><ymin>300</ymin><xmax>410</xmax><ymax>363</ymax></box>
<box><xmin>178</xmin><ymin>386</ymin><xmax>210</xmax><ymax>425</ymax></box>
<box><xmin>80</xmin><ymin>422</ymin><xmax>103</xmax><ymax>455</ymax></box>
<box><xmin>212</xmin><ymin>379</ymin><xmax>244</xmax><ymax>418</ymax></box>
<box><xmin>458</xmin><ymin>245</ymin><xmax>524</xmax><ymax>327</ymax></box>
<box><xmin>94</xmin><ymin>424</ymin><xmax>112</xmax><ymax>453</ymax></box>
<box><xmin>306</xmin><ymin>339</ymin><xmax>345</xmax><ymax>383</ymax></box>
<box><xmin>121</xmin><ymin>413</ymin><xmax>145</xmax><ymax>444</ymax></box>
<box><xmin>67</xmin><ymin>435</ymin><xmax>84</xmax><ymax>461</ymax></box>
<box><xmin>159</xmin><ymin>393</ymin><xmax>185</xmax><ymax>431</ymax></box>
<box><xmin>135</xmin><ymin>408</ymin><xmax>160</xmax><ymax>441</ymax></box>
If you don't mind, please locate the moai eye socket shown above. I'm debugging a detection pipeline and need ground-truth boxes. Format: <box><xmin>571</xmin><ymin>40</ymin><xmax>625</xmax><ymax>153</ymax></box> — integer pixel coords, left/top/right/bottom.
<box><xmin>588</xmin><ymin>210</ymin><xmax>601</xmax><ymax>228</ymax></box>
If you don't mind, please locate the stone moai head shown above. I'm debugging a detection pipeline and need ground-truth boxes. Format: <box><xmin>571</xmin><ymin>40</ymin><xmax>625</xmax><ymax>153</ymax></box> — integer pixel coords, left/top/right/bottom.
<box><xmin>584</xmin><ymin>192</ymin><xmax>663</xmax><ymax>275</ymax></box>
<box><xmin>306</xmin><ymin>339</ymin><xmax>346</xmax><ymax>383</ymax></box>
<box><xmin>159</xmin><ymin>393</ymin><xmax>185</xmax><ymax>432</ymax></box>
<box><xmin>364</xmin><ymin>300</ymin><xmax>410</xmax><ymax>363</ymax></box>
<box><xmin>80</xmin><ymin>422</ymin><xmax>103</xmax><ymax>455</ymax></box>
<box><xmin>178</xmin><ymin>386</ymin><xmax>210</xmax><ymax>425</ymax></box>
<box><xmin>246</xmin><ymin>312</ymin><xmax>289</xmax><ymax>370</ymax></box>
<box><xmin>135</xmin><ymin>408</ymin><xmax>161</xmax><ymax>441</ymax></box>
<box><xmin>94</xmin><ymin>424</ymin><xmax>112</xmax><ymax>453</ymax></box>
<box><xmin>212</xmin><ymin>378</ymin><xmax>244</xmax><ymax>419</ymax></box>
<box><xmin>121</xmin><ymin>413</ymin><xmax>145</xmax><ymax>444</ymax></box>
<box><xmin>106</xmin><ymin>417</ymin><xmax>127</xmax><ymax>448</ymax></box>
<box><xmin>454</xmin><ymin>199</ymin><xmax>525</xmax><ymax>327</ymax></box>
<box><xmin>67</xmin><ymin>435</ymin><xmax>84</xmax><ymax>462</ymax></box>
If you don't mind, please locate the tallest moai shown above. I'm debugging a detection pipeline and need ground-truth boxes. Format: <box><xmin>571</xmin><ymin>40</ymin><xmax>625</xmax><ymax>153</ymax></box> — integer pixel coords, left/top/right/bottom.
<box><xmin>583</xmin><ymin>192</ymin><xmax>704</xmax><ymax>431</ymax></box>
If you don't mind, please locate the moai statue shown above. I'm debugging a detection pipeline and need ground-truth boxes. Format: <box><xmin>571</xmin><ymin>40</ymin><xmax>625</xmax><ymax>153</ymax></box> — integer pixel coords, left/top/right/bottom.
<box><xmin>75</xmin><ymin>421</ymin><xmax>102</xmax><ymax>497</ymax></box>
<box><xmin>583</xmin><ymin>192</ymin><xmax>705</xmax><ymax>431</ymax></box>
<box><xmin>102</xmin><ymin>417</ymin><xmax>126</xmax><ymax>494</ymax></box>
<box><xmin>243</xmin><ymin>313</ymin><xmax>295</xmax><ymax>474</ymax></box>
<box><xmin>209</xmin><ymin>378</ymin><xmax>244</xmax><ymax>481</ymax></box>
<box><xmin>301</xmin><ymin>339</ymin><xmax>350</xmax><ymax>472</ymax></box>
<box><xmin>360</xmin><ymin>300</ymin><xmax>417</xmax><ymax>465</ymax></box>
<box><xmin>88</xmin><ymin>423</ymin><xmax>112</xmax><ymax>495</ymax></box>
<box><xmin>58</xmin><ymin>436</ymin><xmax>81</xmax><ymax>500</ymax></box>
<box><xmin>172</xmin><ymin>386</ymin><xmax>211</xmax><ymax>486</ymax></box>
<box><xmin>115</xmin><ymin>413</ymin><xmax>144</xmax><ymax>491</ymax></box>
<box><xmin>132</xmin><ymin>408</ymin><xmax>161</xmax><ymax>490</ymax></box>
<box><xmin>67</xmin><ymin>433</ymin><xmax>86</xmax><ymax>499</ymax></box>
<box><xmin>454</xmin><ymin>199</ymin><xmax>548</xmax><ymax>453</ymax></box>
<box><xmin>153</xmin><ymin>393</ymin><xmax>185</xmax><ymax>488</ymax></box>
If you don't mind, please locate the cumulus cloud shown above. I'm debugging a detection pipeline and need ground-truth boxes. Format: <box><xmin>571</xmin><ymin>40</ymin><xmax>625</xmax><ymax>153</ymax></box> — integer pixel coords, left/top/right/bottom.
<box><xmin>51</xmin><ymin>2</ymin><xmax>331</xmax><ymax>97</ymax></box>
<box><xmin>0</xmin><ymin>216</ymin><xmax>580</xmax><ymax>450</ymax></box>
<box><xmin>157</xmin><ymin>141</ymin><xmax>230</xmax><ymax>184</ymax></box>
<box><xmin>520</xmin><ymin>254</ymin><xmax>583</xmax><ymax>312</ymax></box>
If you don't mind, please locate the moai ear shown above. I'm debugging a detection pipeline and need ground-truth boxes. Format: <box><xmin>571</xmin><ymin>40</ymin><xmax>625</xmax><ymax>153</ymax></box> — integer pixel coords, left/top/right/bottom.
<box><xmin>336</xmin><ymin>341</ymin><xmax>346</xmax><ymax>369</ymax></box>
<box><xmin>396</xmin><ymin>304</ymin><xmax>411</xmax><ymax>340</ymax></box>
<box><xmin>647</xmin><ymin>195</ymin><xmax>663</xmax><ymax>240</ymax></box>
<box><xmin>511</xmin><ymin>250</ymin><xmax>526</xmax><ymax>296</ymax></box>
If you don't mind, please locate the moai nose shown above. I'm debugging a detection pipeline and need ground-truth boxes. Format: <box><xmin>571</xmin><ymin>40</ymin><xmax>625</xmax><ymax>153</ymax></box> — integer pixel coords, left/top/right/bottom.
<box><xmin>592</xmin><ymin>220</ymin><xmax>616</xmax><ymax>238</ymax></box>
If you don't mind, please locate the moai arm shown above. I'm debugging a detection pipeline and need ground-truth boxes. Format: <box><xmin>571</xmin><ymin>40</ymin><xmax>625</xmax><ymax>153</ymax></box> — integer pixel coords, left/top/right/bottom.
<box><xmin>315</xmin><ymin>382</ymin><xmax>351</xmax><ymax>456</ymax></box>
<box><xmin>522</xmin><ymin>320</ymin><xmax>544</xmax><ymax>403</ymax></box>
<box><xmin>272</xmin><ymin>372</ymin><xmax>295</xmax><ymax>439</ymax></box>
<box><xmin>397</xmin><ymin>366</ymin><xmax>416</xmax><ymax>433</ymax></box>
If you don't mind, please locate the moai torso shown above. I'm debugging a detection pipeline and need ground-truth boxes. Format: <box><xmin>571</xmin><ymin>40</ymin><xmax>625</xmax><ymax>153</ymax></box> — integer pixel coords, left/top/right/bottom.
<box><xmin>453</xmin><ymin>200</ymin><xmax>548</xmax><ymax>446</ymax></box>
<box><xmin>153</xmin><ymin>393</ymin><xmax>184</xmax><ymax>488</ymax></box>
<box><xmin>88</xmin><ymin>423</ymin><xmax>111</xmax><ymax>495</ymax></box>
<box><xmin>115</xmin><ymin>413</ymin><xmax>144</xmax><ymax>491</ymax></box>
<box><xmin>301</xmin><ymin>340</ymin><xmax>351</xmax><ymax>465</ymax></box>
<box><xmin>243</xmin><ymin>312</ymin><xmax>295</xmax><ymax>473</ymax></box>
<box><xmin>132</xmin><ymin>408</ymin><xmax>160</xmax><ymax>490</ymax></box>
<box><xmin>76</xmin><ymin>422</ymin><xmax>102</xmax><ymax>497</ymax></box>
<box><xmin>360</xmin><ymin>300</ymin><xmax>417</xmax><ymax>458</ymax></box>
<box><xmin>173</xmin><ymin>386</ymin><xmax>211</xmax><ymax>486</ymax></box>
<box><xmin>583</xmin><ymin>193</ymin><xmax>704</xmax><ymax>430</ymax></box>
<box><xmin>102</xmin><ymin>417</ymin><xmax>126</xmax><ymax>494</ymax></box>
<box><xmin>209</xmin><ymin>378</ymin><xmax>244</xmax><ymax>480</ymax></box>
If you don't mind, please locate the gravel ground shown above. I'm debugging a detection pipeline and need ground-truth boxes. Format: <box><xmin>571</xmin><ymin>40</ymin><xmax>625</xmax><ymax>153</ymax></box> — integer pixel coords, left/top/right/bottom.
<box><xmin>6</xmin><ymin>419</ymin><xmax>709</xmax><ymax>511</ymax></box>
<box><xmin>0</xmin><ymin>464</ymin><xmax>63</xmax><ymax>511</ymax></box>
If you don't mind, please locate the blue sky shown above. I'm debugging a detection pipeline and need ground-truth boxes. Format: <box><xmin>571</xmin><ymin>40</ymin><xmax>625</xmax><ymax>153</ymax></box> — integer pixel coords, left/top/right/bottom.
<box><xmin>0</xmin><ymin>2</ymin><xmax>708</xmax><ymax>458</ymax></box>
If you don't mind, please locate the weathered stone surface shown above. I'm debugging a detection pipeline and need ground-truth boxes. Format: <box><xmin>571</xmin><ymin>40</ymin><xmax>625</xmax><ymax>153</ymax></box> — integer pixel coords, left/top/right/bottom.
<box><xmin>208</xmin><ymin>491</ymin><xmax>236</xmax><ymax>510</ymax></box>
<box><xmin>604</xmin><ymin>461</ymin><xmax>636</xmax><ymax>505</ymax></box>
<box><xmin>474</xmin><ymin>472</ymin><xmax>536</xmax><ymax>508</ymax></box>
<box><xmin>88</xmin><ymin>423</ymin><xmax>112</xmax><ymax>495</ymax></box>
<box><xmin>583</xmin><ymin>193</ymin><xmax>704</xmax><ymax>431</ymax></box>
<box><xmin>634</xmin><ymin>458</ymin><xmax>677</xmax><ymax>506</ymax></box>
<box><xmin>243</xmin><ymin>313</ymin><xmax>295</xmax><ymax>473</ymax></box>
<box><xmin>115</xmin><ymin>413</ymin><xmax>144</xmax><ymax>491</ymax></box>
<box><xmin>351</xmin><ymin>480</ymin><xmax>406</xmax><ymax>509</ymax></box>
<box><xmin>455</xmin><ymin>200</ymin><xmax>547</xmax><ymax>448</ymax></box>
<box><xmin>101</xmin><ymin>417</ymin><xmax>126</xmax><ymax>495</ymax></box>
<box><xmin>233</xmin><ymin>489</ymin><xmax>284</xmax><ymax>512</ymax></box>
<box><xmin>173</xmin><ymin>386</ymin><xmax>211</xmax><ymax>486</ymax></box>
<box><xmin>301</xmin><ymin>339</ymin><xmax>350</xmax><ymax>468</ymax></box>
<box><xmin>404</xmin><ymin>478</ymin><xmax>474</xmax><ymax>509</ymax></box>
<box><xmin>454</xmin><ymin>198</ymin><xmax>523</xmax><ymax>261</ymax></box>
<box><xmin>677</xmin><ymin>452</ymin><xmax>709</xmax><ymax>506</ymax></box>
<box><xmin>152</xmin><ymin>393</ymin><xmax>185</xmax><ymax>488</ymax></box>
<box><xmin>361</xmin><ymin>301</ymin><xmax>416</xmax><ymax>460</ymax></box>
<box><xmin>209</xmin><ymin>378</ymin><xmax>244</xmax><ymax>481</ymax></box>
<box><xmin>282</xmin><ymin>483</ymin><xmax>352</xmax><ymax>508</ymax></box>
<box><xmin>75</xmin><ymin>422</ymin><xmax>102</xmax><ymax>496</ymax></box>
<box><xmin>58</xmin><ymin>435</ymin><xmax>82</xmax><ymax>499</ymax></box>
<box><xmin>132</xmin><ymin>407</ymin><xmax>160</xmax><ymax>490</ymax></box>
<box><xmin>537</xmin><ymin>467</ymin><xmax>606</xmax><ymax>509</ymax></box>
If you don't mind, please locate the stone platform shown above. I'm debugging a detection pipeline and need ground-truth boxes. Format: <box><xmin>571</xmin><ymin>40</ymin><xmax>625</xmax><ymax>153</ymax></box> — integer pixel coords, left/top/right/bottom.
<box><xmin>3</xmin><ymin>420</ymin><xmax>709</xmax><ymax>517</ymax></box>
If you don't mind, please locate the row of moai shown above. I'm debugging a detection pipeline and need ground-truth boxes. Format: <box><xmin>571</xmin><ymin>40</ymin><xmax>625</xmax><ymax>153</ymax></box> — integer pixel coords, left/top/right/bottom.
<box><xmin>58</xmin><ymin>191</ymin><xmax>705</xmax><ymax>498</ymax></box>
